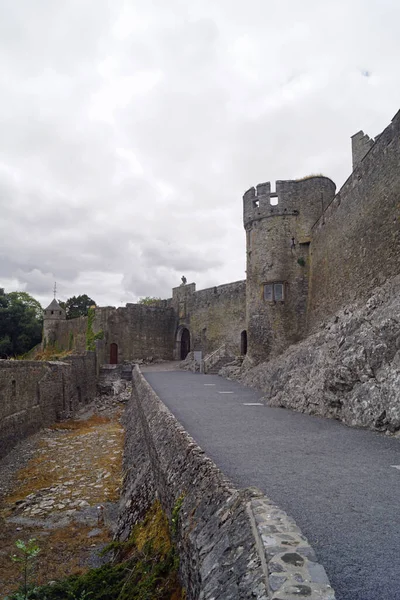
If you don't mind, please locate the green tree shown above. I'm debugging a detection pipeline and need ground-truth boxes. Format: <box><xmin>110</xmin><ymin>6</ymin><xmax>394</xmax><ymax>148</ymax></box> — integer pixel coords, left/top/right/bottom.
<box><xmin>62</xmin><ymin>295</ymin><xmax>96</xmax><ymax>320</ymax></box>
<box><xmin>0</xmin><ymin>290</ymin><xmax>43</xmax><ymax>358</ymax></box>
<box><xmin>8</xmin><ymin>292</ymin><xmax>43</xmax><ymax>320</ymax></box>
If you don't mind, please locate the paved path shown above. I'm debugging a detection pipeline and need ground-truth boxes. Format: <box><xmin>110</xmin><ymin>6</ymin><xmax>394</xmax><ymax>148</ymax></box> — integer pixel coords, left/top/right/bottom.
<box><xmin>143</xmin><ymin>369</ymin><xmax>400</xmax><ymax>600</ymax></box>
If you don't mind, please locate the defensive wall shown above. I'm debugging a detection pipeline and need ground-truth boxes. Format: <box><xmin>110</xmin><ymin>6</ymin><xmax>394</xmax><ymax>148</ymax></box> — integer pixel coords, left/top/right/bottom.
<box><xmin>46</xmin><ymin>280</ymin><xmax>246</xmax><ymax>365</ymax></box>
<box><xmin>44</xmin><ymin>315</ymin><xmax>88</xmax><ymax>353</ymax></box>
<box><xmin>171</xmin><ymin>280</ymin><xmax>246</xmax><ymax>359</ymax></box>
<box><xmin>118</xmin><ymin>366</ymin><xmax>335</xmax><ymax>600</ymax></box>
<box><xmin>93</xmin><ymin>303</ymin><xmax>176</xmax><ymax>364</ymax></box>
<box><xmin>307</xmin><ymin>110</ymin><xmax>400</xmax><ymax>330</ymax></box>
<box><xmin>0</xmin><ymin>353</ymin><xmax>96</xmax><ymax>459</ymax></box>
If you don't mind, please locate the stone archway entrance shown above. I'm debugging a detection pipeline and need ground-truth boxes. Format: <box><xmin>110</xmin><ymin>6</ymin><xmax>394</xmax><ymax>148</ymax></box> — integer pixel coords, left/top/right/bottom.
<box><xmin>110</xmin><ymin>343</ymin><xmax>118</xmax><ymax>364</ymax></box>
<box><xmin>180</xmin><ymin>328</ymin><xmax>190</xmax><ymax>360</ymax></box>
<box><xmin>241</xmin><ymin>330</ymin><xmax>248</xmax><ymax>355</ymax></box>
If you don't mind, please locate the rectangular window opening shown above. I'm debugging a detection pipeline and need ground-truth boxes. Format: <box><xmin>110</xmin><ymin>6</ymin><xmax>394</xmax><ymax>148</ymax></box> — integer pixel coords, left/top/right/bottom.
<box><xmin>263</xmin><ymin>282</ymin><xmax>285</xmax><ymax>302</ymax></box>
<box><xmin>274</xmin><ymin>283</ymin><xmax>284</xmax><ymax>301</ymax></box>
<box><xmin>263</xmin><ymin>284</ymin><xmax>273</xmax><ymax>301</ymax></box>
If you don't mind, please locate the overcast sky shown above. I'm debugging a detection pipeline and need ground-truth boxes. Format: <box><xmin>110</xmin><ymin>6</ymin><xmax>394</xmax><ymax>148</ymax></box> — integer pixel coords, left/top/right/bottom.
<box><xmin>0</xmin><ymin>0</ymin><xmax>399</xmax><ymax>308</ymax></box>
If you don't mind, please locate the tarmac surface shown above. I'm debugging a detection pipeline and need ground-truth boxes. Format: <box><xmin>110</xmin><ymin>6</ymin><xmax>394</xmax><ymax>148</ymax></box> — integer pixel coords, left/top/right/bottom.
<box><xmin>143</xmin><ymin>368</ymin><xmax>400</xmax><ymax>600</ymax></box>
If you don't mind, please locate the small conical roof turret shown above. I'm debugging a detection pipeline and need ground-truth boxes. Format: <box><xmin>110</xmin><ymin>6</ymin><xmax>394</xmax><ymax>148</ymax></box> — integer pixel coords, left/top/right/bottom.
<box><xmin>44</xmin><ymin>298</ymin><xmax>66</xmax><ymax>320</ymax></box>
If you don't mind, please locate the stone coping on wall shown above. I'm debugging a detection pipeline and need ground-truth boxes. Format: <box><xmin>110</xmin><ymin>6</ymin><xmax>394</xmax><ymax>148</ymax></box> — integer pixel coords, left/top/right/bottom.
<box><xmin>119</xmin><ymin>366</ymin><xmax>335</xmax><ymax>600</ymax></box>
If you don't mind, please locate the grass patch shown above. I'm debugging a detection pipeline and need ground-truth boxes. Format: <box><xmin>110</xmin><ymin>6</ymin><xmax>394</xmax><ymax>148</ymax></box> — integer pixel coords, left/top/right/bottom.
<box><xmin>5</xmin><ymin>502</ymin><xmax>184</xmax><ymax>600</ymax></box>
<box><xmin>296</xmin><ymin>173</ymin><xmax>326</xmax><ymax>181</ymax></box>
<box><xmin>33</xmin><ymin>347</ymin><xmax>73</xmax><ymax>361</ymax></box>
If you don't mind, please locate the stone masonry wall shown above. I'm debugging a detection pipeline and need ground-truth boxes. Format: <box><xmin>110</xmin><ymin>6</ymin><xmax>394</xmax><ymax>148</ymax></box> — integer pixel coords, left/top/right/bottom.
<box><xmin>118</xmin><ymin>366</ymin><xmax>335</xmax><ymax>600</ymax></box>
<box><xmin>44</xmin><ymin>316</ymin><xmax>88</xmax><ymax>353</ymax></box>
<box><xmin>172</xmin><ymin>280</ymin><xmax>246</xmax><ymax>357</ymax></box>
<box><xmin>94</xmin><ymin>303</ymin><xmax>176</xmax><ymax>364</ymax></box>
<box><xmin>0</xmin><ymin>353</ymin><xmax>96</xmax><ymax>459</ymax></box>
<box><xmin>243</xmin><ymin>177</ymin><xmax>336</xmax><ymax>364</ymax></box>
<box><xmin>308</xmin><ymin>110</ymin><xmax>400</xmax><ymax>332</ymax></box>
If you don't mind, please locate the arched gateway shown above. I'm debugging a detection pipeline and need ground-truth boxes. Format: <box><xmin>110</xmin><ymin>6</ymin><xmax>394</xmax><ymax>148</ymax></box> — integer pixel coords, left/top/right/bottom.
<box><xmin>175</xmin><ymin>326</ymin><xmax>191</xmax><ymax>360</ymax></box>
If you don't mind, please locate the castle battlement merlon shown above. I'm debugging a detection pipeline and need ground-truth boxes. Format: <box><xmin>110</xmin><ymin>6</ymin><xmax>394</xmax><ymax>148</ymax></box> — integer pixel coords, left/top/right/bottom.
<box><xmin>243</xmin><ymin>176</ymin><xmax>336</xmax><ymax>228</ymax></box>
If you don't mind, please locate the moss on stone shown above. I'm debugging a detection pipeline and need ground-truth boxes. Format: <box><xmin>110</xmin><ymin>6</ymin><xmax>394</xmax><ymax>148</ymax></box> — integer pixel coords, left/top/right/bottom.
<box><xmin>6</xmin><ymin>501</ymin><xmax>183</xmax><ymax>600</ymax></box>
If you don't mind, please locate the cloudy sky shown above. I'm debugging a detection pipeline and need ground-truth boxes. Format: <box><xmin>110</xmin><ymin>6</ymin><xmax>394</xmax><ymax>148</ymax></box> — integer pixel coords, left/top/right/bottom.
<box><xmin>0</xmin><ymin>0</ymin><xmax>399</xmax><ymax>308</ymax></box>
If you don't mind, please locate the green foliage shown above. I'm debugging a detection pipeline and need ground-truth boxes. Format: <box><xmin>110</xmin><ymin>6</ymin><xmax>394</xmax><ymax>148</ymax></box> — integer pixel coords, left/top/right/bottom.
<box><xmin>137</xmin><ymin>297</ymin><xmax>162</xmax><ymax>306</ymax></box>
<box><xmin>6</xmin><ymin>538</ymin><xmax>41</xmax><ymax>600</ymax></box>
<box><xmin>62</xmin><ymin>295</ymin><xmax>96</xmax><ymax>320</ymax></box>
<box><xmin>8</xmin><ymin>293</ymin><xmax>43</xmax><ymax>320</ymax></box>
<box><xmin>86</xmin><ymin>307</ymin><xmax>104</xmax><ymax>352</ymax></box>
<box><xmin>4</xmin><ymin>505</ymin><xmax>183</xmax><ymax>600</ymax></box>
<box><xmin>171</xmin><ymin>494</ymin><xmax>185</xmax><ymax>536</ymax></box>
<box><xmin>7</xmin><ymin>533</ymin><xmax>181</xmax><ymax>600</ymax></box>
<box><xmin>296</xmin><ymin>173</ymin><xmax>325</xmax><ymax>181</ymax></box>
<box><xmin>0</xmin><ymin>291</ymin><xmax>43</xmax><ymax>358</ymax></box>
<box><xmin>297</xmin><ymin>257</ymin><xmax>306</xmax><ymax>267</ymax></box>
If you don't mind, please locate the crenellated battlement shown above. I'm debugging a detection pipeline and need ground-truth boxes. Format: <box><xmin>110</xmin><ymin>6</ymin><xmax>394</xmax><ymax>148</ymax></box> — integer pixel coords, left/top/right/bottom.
<box><xmin>243</xmin><ymin>176</ymin><xmax>336</xmax><ymax>228</ymax></box>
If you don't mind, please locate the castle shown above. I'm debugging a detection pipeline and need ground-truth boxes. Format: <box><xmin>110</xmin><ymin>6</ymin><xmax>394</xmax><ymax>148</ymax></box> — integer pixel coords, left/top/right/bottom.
<box><xmin>43</xmin><ymin>110</ymin><xmax>400</xmax><ymax>368</ymax></box>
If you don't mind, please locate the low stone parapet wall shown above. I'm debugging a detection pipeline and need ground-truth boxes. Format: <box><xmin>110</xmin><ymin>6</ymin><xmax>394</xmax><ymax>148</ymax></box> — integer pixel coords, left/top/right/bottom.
<box><xmin>0</xmin><ymin>353</ymin><xmax>96</xmax><ymax>459</ymax></box>
<box><xmin>118</xmin><ymin>366</ymin><xmax>335</xmax><ymax>599</ymax></box>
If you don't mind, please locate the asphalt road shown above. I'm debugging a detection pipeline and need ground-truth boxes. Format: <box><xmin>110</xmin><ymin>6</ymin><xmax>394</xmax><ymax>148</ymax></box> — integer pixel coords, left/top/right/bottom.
<box><xmin>143</xmin><ymin>369</ymin><xmax>400</xmax><ymax>600</ymax></box>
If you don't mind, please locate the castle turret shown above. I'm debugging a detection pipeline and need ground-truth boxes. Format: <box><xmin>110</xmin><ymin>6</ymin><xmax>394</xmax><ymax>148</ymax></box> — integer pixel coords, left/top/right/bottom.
<box><xmin>244</xmin><ymin>176</ymin><xmax>336</xmax><ymax>364</ymax></box>
<box><xmin>42</xmin><ymin>298</ymin><xmax>66</xmax><ymax>348</ymax></box>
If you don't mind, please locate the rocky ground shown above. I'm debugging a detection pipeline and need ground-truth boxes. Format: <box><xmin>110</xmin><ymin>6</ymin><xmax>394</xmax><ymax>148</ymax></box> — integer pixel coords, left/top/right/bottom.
<box><xmin>0</xmin><ymin>385</ymin><xmax>130</xmax><ymax>596</ymax></box>
<box><xmin>222</xmin><ymin>274</ymin><xmax>400</xmax><ymax>433</ymax></box>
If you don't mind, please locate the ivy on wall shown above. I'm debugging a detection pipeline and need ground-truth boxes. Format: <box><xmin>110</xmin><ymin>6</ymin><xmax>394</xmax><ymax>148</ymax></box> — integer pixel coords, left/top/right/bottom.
<box><xmin>86</xmin><ymin>307</ymin><xmax>104</xmax><ymax>352</ymax></box>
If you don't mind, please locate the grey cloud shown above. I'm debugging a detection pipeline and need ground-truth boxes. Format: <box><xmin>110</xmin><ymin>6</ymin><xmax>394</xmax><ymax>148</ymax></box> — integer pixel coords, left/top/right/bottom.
<box><xmin>0</xmin><ymin>0</ymin><xmax>399</xmax><ymax>306</ymax></box>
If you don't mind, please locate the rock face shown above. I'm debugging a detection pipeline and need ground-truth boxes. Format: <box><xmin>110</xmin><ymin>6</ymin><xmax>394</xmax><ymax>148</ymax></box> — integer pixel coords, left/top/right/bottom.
<box><xmin>222</xmin><ymin>275</ymin><xmax>400</xmax><ymax>433</ymax></box>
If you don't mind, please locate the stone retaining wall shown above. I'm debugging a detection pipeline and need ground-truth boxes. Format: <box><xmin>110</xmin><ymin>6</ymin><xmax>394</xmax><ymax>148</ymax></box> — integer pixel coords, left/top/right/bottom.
<box><xmin>118</xmin><ymin>366</ymin><xmax>335</xmax><ymax>599</ymax></box>
<box><xmin>0</xmin><ymin>353</ymin><xmax>96</xmax><ymax>459</ymax></box>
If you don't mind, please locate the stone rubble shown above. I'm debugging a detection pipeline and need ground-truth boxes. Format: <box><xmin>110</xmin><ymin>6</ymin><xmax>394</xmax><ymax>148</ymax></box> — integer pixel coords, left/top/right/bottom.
<box><xmin>0</xmin><ymin>385</ymin><xmax>128</xmax><ymax>594</ymax></box>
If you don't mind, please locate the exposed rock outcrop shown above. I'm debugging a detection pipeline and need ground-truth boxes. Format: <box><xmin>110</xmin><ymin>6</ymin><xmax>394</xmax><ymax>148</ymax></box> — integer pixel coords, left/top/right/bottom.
<box><xmin>222</xmin><ymin>276</ymin><xmax>400</xmax><ymax>433</ymax></box>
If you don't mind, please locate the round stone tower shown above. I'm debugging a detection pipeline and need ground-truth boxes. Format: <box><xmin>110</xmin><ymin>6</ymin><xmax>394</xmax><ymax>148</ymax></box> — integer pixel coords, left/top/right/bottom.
<box><xmin>42</xmin><ymin>298</ymin><xmax>66</xmax><ymax>348</ymax></box>
<box><xmin>243</xmin><ymin>176</ymin><xmax>336</xmax><ymax>364</ymax></box>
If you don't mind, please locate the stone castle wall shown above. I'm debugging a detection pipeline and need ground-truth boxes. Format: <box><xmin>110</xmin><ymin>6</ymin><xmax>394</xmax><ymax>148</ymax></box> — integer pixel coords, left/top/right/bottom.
<box><xmin>46</xmin><ymin>281</ymin><xmax>246</xmax><ymax>365</ymax></box>
<box><xmin>308</xmin><ymin>110</ymin><xmax>400</xmax><ymax>331</ymax></box>
<box><xmin>93</xmin><ymin>303</ymin><xmax>177</xmax><ymax>364</ymax></box>
<box><xmin>44</xmin><ymin>316</ymin><xmax>88</xmax><ymax>353</ymax></box>
<box><xmin>172</xmin><ymin>280</ymin><xmax>246</xmax><ymax>357</ymax></box>
<box><xmin>0</xmin><ymin>353</ymin><xmax>96</xmax><ymax>459</ymax></box>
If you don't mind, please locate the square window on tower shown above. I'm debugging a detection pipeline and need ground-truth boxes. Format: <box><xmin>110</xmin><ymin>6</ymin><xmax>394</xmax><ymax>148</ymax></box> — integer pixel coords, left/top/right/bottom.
<box><xmin>263</xmin><ymin>282</ymin><xmax>285</xmax><ymax>302</ymax></box>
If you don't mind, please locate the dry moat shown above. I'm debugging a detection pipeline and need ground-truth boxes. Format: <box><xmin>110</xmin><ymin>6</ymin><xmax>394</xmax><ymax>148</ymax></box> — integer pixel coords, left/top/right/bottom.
<box><xmin>0</xmin><ymin>385</ymin><xmax>182</xmax><ymax>599</ymax></box>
